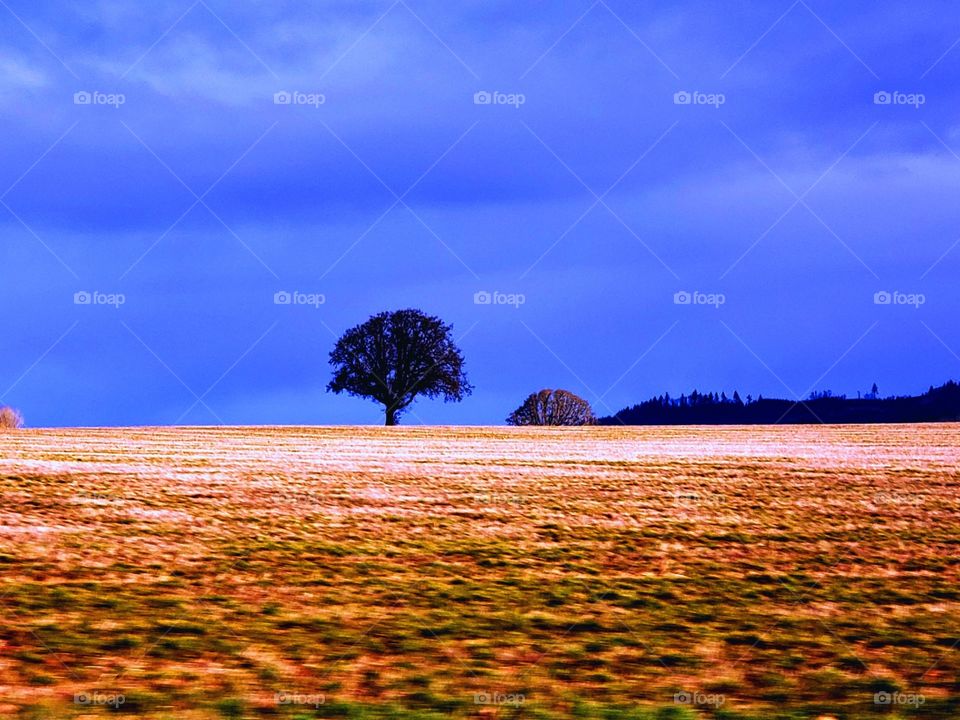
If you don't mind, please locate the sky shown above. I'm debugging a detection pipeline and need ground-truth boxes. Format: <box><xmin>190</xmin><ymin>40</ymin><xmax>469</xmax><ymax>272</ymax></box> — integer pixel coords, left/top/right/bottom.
<box><xmin>1</xmin><ymin>0</ymin><xmax>959</xmax><ymax>426</ymax></box>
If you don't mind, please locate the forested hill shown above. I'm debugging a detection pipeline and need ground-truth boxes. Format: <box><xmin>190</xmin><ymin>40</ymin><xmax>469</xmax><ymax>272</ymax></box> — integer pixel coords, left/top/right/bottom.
<box><xmin>600</xmin><ymin>381</ymin><xmax>960</xmax><ymax>425</ymax></box>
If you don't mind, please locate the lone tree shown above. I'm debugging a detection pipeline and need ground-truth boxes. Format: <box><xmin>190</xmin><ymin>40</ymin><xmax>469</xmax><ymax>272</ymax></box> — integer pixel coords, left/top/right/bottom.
<box><xmin>328</xmin><ymin>309</ymin><xmax>472</xmax><ymax>425</ymax></box>
<box><xmin>507</xmin><ymin>389</ymin><xmax>595</xmax><ymax>426</ymax></box>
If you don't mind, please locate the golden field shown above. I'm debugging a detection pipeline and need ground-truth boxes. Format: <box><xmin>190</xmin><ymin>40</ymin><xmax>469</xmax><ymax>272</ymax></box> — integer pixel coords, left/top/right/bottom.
<box><xmin>0</xmin><ymin>425</ymin><xmax>958</xmax><ymax>719</ymax></box>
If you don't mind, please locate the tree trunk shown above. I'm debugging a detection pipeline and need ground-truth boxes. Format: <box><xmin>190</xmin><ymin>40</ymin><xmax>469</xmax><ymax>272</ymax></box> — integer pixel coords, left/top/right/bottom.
<box><xmin>385</xmin><ymin>407</ymin><xmax>398</xmax><ymax>426</ymax></box>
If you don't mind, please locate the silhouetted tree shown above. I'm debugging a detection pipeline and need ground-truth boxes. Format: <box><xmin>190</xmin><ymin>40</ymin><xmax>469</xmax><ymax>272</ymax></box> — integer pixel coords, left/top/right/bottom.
<box><xmin>507</xmin><ymin>389</ymin><xmax>595</xmax><ymax>426</ymax></box>
<box><xmin>598</xmin><ymin>380</ymin><xmax>960</xmax><ymax>425</ymax></box>
<box><xmin>327</xmin><ymin>309</ymin><xmax>472</xmax><ymax>425</ymax></box>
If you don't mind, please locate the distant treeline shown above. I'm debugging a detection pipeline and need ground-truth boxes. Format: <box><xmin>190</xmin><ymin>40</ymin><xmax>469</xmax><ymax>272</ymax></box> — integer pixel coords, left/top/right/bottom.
<box><xmin>599</xmin><ymin>380</ymin><xmax>960</xmax><ymax>425</ymax></box>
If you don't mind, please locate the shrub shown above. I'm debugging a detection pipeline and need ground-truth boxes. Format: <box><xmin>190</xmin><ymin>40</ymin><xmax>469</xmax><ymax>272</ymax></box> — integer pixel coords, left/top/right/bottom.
<box><xmin>0</xmin><ymin>406</ymin><xmax>24</xmax><ymax>430</ymax></box>
<box><xmin>507</xmin><ymin>389</ymin><xmax>595</xmax><ymax>426</ymax></box>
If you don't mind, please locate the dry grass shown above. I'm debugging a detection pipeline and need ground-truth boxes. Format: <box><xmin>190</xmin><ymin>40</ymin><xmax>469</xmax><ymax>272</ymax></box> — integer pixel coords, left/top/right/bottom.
<box><xmin>0</xmin><ymin>425</ymin><xmax>958</xmax><ymax>718</ymax></box>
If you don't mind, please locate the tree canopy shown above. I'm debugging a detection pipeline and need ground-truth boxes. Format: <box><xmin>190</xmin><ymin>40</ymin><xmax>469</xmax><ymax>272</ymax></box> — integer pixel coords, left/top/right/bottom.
<box><xmin>507</xmin><ymin>389</ymin><xmax>595</xmax><ymax>426</ymax></box>
<box><xmin>327</xmin><ymin>309</ymin><xmax>472</xmax><ymax>425</ymax></box>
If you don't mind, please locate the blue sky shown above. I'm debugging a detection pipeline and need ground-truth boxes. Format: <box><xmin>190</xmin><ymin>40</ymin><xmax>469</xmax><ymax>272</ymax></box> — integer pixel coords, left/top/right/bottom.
<box><xmin>1</xmin><ymin>0</ymin><xmax>959</xmax><ymax>426</ymax></box>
